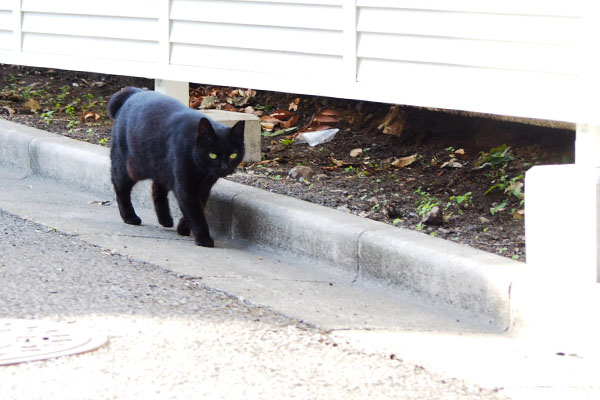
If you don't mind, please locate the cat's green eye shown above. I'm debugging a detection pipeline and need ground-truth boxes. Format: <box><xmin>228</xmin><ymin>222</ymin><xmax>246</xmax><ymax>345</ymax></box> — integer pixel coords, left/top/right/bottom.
<box><xmin>229</xmin><ymin>153</ymin><xmax>238</xmax><ymax>160</ymax></box>
<box><xmin>209</xmin><ymin>153</ymin><xmax>218</xmax><ymax>160</ymax></box>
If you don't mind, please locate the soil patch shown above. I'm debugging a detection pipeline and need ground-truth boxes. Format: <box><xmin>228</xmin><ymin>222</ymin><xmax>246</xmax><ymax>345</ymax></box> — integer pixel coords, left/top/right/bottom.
<box><xmin>1</xmin><ymin>64</ymin><xmax>575</xmax><ymax>261</ymax></box>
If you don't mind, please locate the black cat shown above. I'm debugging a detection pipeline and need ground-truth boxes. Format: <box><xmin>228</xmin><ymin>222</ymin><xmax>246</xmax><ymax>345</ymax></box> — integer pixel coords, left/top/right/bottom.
<box><xmin>107</xmin><ymin>87</ymin><xmax>245</xmax><ymax>247</ymax></box>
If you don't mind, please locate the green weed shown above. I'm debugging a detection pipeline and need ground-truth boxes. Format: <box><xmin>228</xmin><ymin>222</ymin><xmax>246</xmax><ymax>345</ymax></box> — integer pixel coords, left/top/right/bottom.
<box><xmin>40</xmin><ymin>110</ymin><xmax>54</xmax><ymax>125</ymax></box>
<box><xmin>444</xmin><ymin>191</ymin><xmax>473</xmax><ymax>215</ymax></box>
<box><xmin>476</xmin><ymin>144</ymin><xmax>513</xmax><ymax>169</ymax></box>
<box><xmin>414</xmin><ymin>187</ymin><xmax>440</xmax><ymax>218</ymax></box>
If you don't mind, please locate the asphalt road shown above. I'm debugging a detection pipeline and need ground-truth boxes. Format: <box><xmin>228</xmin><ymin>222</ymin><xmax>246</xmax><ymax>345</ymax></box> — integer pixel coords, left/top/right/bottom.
<box><xmin>0</xmin><ymin>210</ymin><xmax>507</xmax><ymax>399</ymax></box>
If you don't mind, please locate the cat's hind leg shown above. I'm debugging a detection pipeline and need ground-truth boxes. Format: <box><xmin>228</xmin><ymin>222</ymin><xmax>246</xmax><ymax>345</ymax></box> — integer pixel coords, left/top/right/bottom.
<box><xmin>152</xmin><ymin>181</ymin><xmax>173</xmax><ymax>227</ymax></box>
<box><xmin>111</xmin><ymin>171</ymin><xmax>141</xmax><ymax>225</ymax></box>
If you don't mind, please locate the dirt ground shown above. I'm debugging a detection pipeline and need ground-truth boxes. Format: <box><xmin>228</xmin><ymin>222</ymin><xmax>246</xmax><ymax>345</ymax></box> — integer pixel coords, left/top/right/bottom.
<box><xmin>0</xmin><ymin>64</ymin><xmax>575</xmax><ymax>261</ymax></box>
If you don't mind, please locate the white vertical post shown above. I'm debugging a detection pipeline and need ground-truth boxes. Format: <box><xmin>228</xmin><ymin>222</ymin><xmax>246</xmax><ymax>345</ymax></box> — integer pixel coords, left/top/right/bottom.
<box><xmin>155</xmin><ymin>79</ymin><xmax>189</xmax><ymax>107</ymax></box>
<box><xmin>342</xmin><ymin>0</ymin><xmax>357</xmax><ymax>83</ymax></box>
<box><xmin>519</xmin><ymin>3</ymin><xmax>600</xmax><ymax>346</ymax></box>
<box><xmin>525</xmin><ymin>2</ymin><xmax>600</xmax><ymax>283</ymax></box>
<box><xmin>577</xmin><ymin>0</ymin><xmax>600</xmax><ymax>282</ymax></box>
<box><xmin>12</xmin><ymin>0</ymin><xmax>22</xmax><ymax>52</ymax></box>
<box><xmin>576</xmin><ymin>124</ymin><xmax>600</xmax><ymax>168</ymax></box>
<box><xmin>154</xmin><ymin>1</ymin><xmax>189</xmax><ymax>107</ymax></box>
<box><xmin>159</xmin><ymin>0</ymin><xmax>171</xmax><ymax>64</ymax></box>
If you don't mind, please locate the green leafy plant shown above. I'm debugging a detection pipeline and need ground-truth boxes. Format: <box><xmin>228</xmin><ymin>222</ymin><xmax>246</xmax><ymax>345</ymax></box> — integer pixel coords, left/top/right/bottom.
<box><xmin>65</xmin><ymin>104</ymin><xmax>76</xmax><ymax>116</ymax></box>
<box><xmin>414</xmin><ymin>187</ymin><xmax>440</xmax><ymax>218</ymax></box>
<box><xmin>40</xmin><ymin>110</ymin><xmax>54</xmax><ymax>125</ymax></box>
<box><xmin>485</xmin><ymin>173</ymin><xmax>524</xmax><ymax>215</ymax></box>
<box><xmin>476</xmin><ymin>144</ymin><xmax>513</xmax><ymax>169</ymax></box>
<box><xmin>490</xmin><ymin>201</ymin><xmax>508</xmax><ymax>215</ymax></box>
<box><xmin>56</xmin><ymin>85</ymin><xmax>70</xmax><ymax>103</ymax></box>
<box><xmin>20</xmin><ymin>86</ymin><xmax>35</xmax><ymax>99</ymax></box>
<box><xmin>254</xmin><ymin>104</ymin><xmax>275</xmax><ymax>111</ymax></box>
<box><xmin>261</xmin><ymin>127</ymin><xmax>297</xmax><ymax>138</ymax></box>
<box><xmin>66</xmin><ymin>119</ymin><xmax>80</xmax><ymax>133</ymax></box>
<box><xmin>444</xmin><ymin>191</ymin><xmax>473</xmax><ymax>215</ymax></box>
<box><xmin>85</xmin><ymin>93</ymin><xmax>95</xmax><ymax>108</ymax></box>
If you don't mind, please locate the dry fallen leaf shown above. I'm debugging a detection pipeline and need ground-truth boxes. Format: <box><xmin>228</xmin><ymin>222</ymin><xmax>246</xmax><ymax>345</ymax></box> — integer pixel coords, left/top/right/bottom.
<box><xmin>200</xmin><ymin>96</ymin><xmax>220</xmax><ymax>109</ymax></box>
<box><xmin>1</xmin><ymin>105</ymin><xmax>15</xmax><ymax>115</ymax></box>
<box><xmin>289</xmin><ymin>98</ymin><xmax>300</xmax><ymax>111</ymax></box>
<box><xmin>454</xmin><ymin>148</ymin><xmax>468</xmax><ymax>160</ymax></box>
<box><xmin>281</xmin><ymin>115</ymin><xmax>298</xmax><ymax>129</ymax></box>
<box><xmin>350</xmin><ymin>148</ymin><xmax>363</xmax><ymax>158</ymax></box>
<box><xmin>391</xmin><ymin>154</ymin><xmax>417</xmax><ymax>168</ymax></box>
<box><xmin>83</xmin><ymin>112</ymin><xmax>101</xmax><ymax>121</ymax></box>
<box><xmin>22</xmin><ymin>98</ymin><xmax>40</xmax><ymax>112</ymax></box>
<box><xmin>271</xmin><ymin>109</ymin><xmax>293</xmax><ymax>120</ymax></box>
<box><xmin>189</xmin><ymin>98</ymin><xmax>202</xmax><ymax>109</ymax></box>
<box><xmin>313</xmin><ymin>114</ymin><xmax>339</xmax><ymax>124</ymax></box>
<box><xmin>260</xmin><ymin>115</ymin><xmax>283</xmax><ymax>124</ymax></box>
<box><xmin>267</xmin><ymin>143</ymin><xmax>286</xmax><ymax>153</ymax></box>
<box><xmin>378</xmin><ymin>106</ymin><xmax>406</xmax><ymax>137</ymax></box>
<box><xmin>440</xmin><ymin>160</ymin><xmax>463</xmax><ymax>169</ymax></box>
<box><xmin>329</xmin><ymin>156</ymin><xmax>344</xmax><ymax>167</ymax></box>
<box><xmin>260</xmin><ymin>122</ymin><xmax>275</xmax><ymax>131</ymax></box>
<box><xmin>320</xmin><ymin>108</ymin><xmax>341</xmax><ymax>117</ymax></box>
<box><xmin>513</xmin><ymin>209</ymin><xmax>525</xmax><ymax>220</ymax></box>
<box><xmin>89</xmin><ymin>200</ymin><xmax>112</xmax><ymax>206</ymax></box>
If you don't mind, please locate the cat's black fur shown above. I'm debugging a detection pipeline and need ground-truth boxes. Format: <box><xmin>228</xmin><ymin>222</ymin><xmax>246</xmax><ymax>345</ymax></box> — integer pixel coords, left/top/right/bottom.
<box><xmin>107</xmin><ymin>87</ymin><xmax>245</xmax><ymax>247</ymax></box>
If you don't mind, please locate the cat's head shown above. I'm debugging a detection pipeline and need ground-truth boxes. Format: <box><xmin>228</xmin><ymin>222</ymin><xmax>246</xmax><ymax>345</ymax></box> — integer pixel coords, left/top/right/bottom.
<box><xmin>194</xmin><ymin>118</ymin><xmax>245</xmax><ymax>178</ymax></box>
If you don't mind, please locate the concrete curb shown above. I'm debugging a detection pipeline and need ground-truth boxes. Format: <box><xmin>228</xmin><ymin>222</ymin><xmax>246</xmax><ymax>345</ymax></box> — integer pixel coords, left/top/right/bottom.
<box><xmin>0</xmin><ymin>119</ymin><xmax>522</xmax><ymax>329</ymax></box>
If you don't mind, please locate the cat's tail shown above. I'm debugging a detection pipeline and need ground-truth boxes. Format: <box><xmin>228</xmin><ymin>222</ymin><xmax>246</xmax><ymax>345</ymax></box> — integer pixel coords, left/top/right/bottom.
<box><xmin>107</xmin><ymin>87</ymin><xmax>143</xmax><ymax>119</ymax></box>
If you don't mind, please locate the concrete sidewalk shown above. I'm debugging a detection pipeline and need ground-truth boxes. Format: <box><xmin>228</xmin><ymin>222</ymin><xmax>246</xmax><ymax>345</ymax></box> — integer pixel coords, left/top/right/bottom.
<box><xmin>0</xmin><ymin>118</ymin><xmax>520</xmax><ymax>330</ymax></box>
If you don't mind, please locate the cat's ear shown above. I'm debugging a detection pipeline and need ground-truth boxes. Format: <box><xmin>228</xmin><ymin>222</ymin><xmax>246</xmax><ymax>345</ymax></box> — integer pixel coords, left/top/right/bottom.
<box><xmin>229</xmin><ymin>120</ymin><xmax>245</xmax><ymax>142</ymax></box>
<box><xmin>197</xmin><ymin>118</ymin><xmax>215</xmax><ymax>141</ymax></box>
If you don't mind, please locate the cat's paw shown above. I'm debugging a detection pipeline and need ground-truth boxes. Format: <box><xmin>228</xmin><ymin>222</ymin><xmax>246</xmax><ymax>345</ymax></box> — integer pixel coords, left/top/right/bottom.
<box><xmin>177</xmin><ymin>218</ymin><xmax>190</xmax><ymax>236</ymax></box>
<box><xmin>158</xmin><ymin>215</ymin><xmax>174</xmax><ymax>228</ymax></box>
<box><xmin>195</xmin><ymin>236</ymin><xmax>215</xmax><ymax>248</ymax></box>
<box><xmin>124</xmin><ymin>216</ymin><xmax>142</xmax><ymax>225</ymax></box>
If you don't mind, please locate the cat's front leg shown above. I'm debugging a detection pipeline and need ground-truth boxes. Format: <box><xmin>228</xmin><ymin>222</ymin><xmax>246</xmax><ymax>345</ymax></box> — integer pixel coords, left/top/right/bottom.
<box><xmin>175</xmin><ymin>193</ymin><xmax>214</xmax><ymax>248</ymax></box>
<box><xmin>176</xmin><ymin>217</ymin><xmax>190</xmax><ymax>236</ymax></box>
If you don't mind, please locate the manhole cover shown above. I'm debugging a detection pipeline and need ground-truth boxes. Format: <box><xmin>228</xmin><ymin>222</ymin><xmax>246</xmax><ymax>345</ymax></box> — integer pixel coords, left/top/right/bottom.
<box><xmin>0</xmin><ymin>319</ymin><xmax>107</xmax><ymax>366</ymax></box>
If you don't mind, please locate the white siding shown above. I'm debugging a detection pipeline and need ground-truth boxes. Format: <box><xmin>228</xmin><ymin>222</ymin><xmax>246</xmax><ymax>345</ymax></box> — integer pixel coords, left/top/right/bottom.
<box><xmin>357</xmin><ymin>8</ymin><xmax>580</xmax><ymax>45</ymax></box>
<box><xmin>355</xmin><ymin>1</ymin><xmax>583</xmax><ymax>121</ymax></box>
<box><xmin>16</xmin><ymin>0</ymin><xmax>161</xmax><ymax>63</ymax></box>
<box><xmin>170</xmin><ymin>21</ymin><xmax>342</xmax><ymax>56</ymax></box>
<box><xmin>0</xmin><ymin>0</ymin><xmax>11</xmax><ymax>11</ymax></box>
<box><xmin>169</xmin><ymin>0</ymin><xmax>344</xmax><ymax>79</ymax></box>
<box><xmin>0</xmin><ymin>30</ymin><xmax>10</xmax><ymax>50</ymax></box>
<box><xmin>20</xmin><ymin>0</ymin><xmax>161</xmax><ymax>18</ymax></box>
<box><xmin>0</xmin><ymin>0</ymin><xmax>592</xmax><ymax>122</ymax></box>
<box><xmin>0</xmin><ymin>2</ymin><xmax>10</xmax><ymax>50</ymax></box>
<box><xmin>171</xmin><ymin>43</ymin><xmax>341</xmax><ymax>78</ymax></box>
<box><xmin>170</xmin><ymin>0</ymin><xmax>342</xmax><ymax>29</ymax></box>
<box><xmin>355</xmin><ymin>0</ymin><xmax>582</xmax><ymax>17</ymax></box>
<box><xmin>21</xmin><ymin>13</ymin><xmax>159</xmax><ymax>42</ymax></box>
<box><xmin>21</xmin><ymin>33</ymin><xmax>160</xmax><ymax>63</ymax></box>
